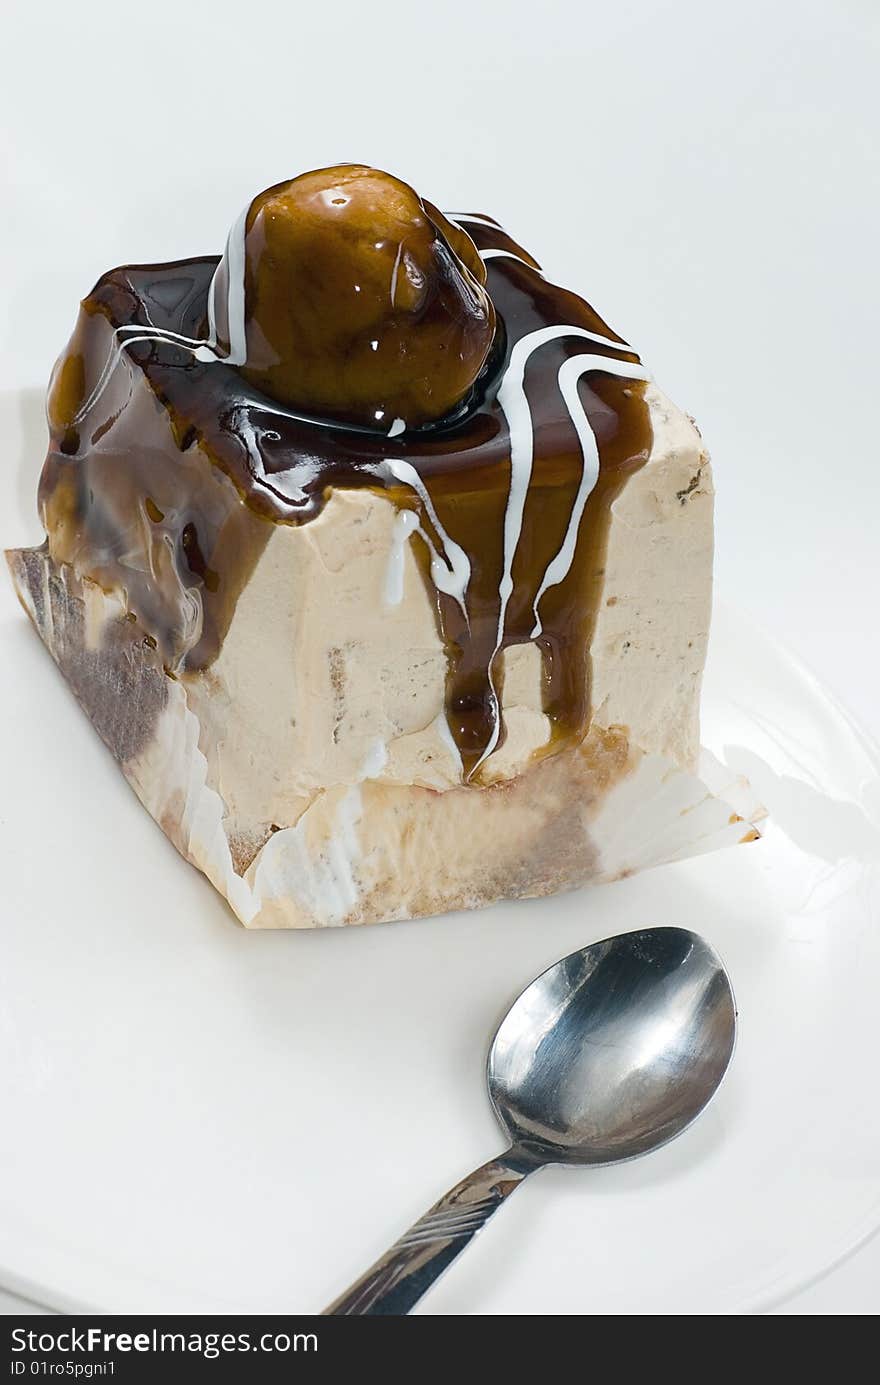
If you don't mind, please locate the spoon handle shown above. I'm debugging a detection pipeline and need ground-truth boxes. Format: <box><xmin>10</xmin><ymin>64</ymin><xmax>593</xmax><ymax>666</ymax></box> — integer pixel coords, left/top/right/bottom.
<box><xmin>322</xmin><ymin>1150</ymin><xmax>533</xmax><ymax>1315</ymax></box>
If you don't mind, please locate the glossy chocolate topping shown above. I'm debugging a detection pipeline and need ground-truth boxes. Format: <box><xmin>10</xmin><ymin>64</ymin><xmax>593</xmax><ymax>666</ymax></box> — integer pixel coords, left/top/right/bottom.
<box><xmin>40</xmin><ymin>169</ymin><xmax>652</xmax><ymax>781</ymax></box>
<box><xmin>232</xmin><ymin>166</ymin><xmax>496</xmax><ymax>429</ymax></box>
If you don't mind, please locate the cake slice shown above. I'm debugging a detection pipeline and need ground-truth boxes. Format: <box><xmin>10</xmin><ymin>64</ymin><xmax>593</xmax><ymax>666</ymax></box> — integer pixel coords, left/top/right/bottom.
<box><xmin>6</xmin><ymin>165</ymin><xmax>759</xmax><ymax>927</ymax></box>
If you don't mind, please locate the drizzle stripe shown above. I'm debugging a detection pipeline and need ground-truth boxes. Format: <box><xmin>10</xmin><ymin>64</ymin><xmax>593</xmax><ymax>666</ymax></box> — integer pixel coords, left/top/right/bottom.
<box><xmin>373</xmin><ymin>458</ymin><xmax>471</xmax><ymax>616</ymax></box>
<box><xmin>530</xmin><ymin>353</ymin><xmax>651</xmax><ymax>637</ymax></box>
<box><xmin>479</xmin><ymin>248</ymin><xmax>543</xmax><ymax>273</ymax></box>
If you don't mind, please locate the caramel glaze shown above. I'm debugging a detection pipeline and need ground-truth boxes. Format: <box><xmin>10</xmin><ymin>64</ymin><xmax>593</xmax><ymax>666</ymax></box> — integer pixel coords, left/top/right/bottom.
<box><xmin>234</xmin><ymin>166</ymin><xmax>496</xmax><ymax>428</ymax></box>
<box><xmin>40</xmin><ymin>219</ymin><xmax>651</xmax><ymax>782</ymax></box>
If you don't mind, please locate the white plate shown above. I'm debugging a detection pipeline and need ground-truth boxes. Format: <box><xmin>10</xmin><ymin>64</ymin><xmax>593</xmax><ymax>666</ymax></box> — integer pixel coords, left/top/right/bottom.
<box><xmin>2</xmin><ymin>388</ymin><xmax>880</xmax><ymax>1316</ymax></box>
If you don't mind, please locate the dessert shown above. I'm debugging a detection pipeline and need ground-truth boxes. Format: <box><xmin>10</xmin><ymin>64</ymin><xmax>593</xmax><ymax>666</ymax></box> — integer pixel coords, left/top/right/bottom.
<box><xmin>6</xmin><ymin>164</ymin><xmax>759</xmax><ymax>928</ymax></box>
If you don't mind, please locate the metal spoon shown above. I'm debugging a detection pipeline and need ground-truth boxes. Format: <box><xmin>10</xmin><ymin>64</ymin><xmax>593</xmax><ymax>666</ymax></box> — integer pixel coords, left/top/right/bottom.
<box><xmin>323</xmin><ymin>926</ymin><xmax>736</xmax><ymax>1315</ymax></box>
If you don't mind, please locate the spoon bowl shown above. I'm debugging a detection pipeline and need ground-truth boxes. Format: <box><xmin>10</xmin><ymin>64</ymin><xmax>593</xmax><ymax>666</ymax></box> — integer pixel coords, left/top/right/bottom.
<box><xmin>489</xmin><ymin>927</ymin><xmax>736</xmax><ymax>1165</ymax></box>
<box><xmin>325</xmin><ymin>926</ymin><xmax>736</xmax><ymax>1314</ymax></box>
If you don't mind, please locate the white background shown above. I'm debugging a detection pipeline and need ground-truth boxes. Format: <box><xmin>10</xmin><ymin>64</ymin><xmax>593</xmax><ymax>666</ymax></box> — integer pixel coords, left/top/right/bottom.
<box><xmin>1</xmin><ymin>0</ymin><xmax>878</xmax><ymax>1314</ymax></box>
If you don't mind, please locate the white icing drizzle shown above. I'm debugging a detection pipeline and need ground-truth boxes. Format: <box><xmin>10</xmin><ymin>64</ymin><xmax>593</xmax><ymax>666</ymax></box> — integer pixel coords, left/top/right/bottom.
<box><xmin>447</xmin><ymin>216</ymin><xmax>540</xmax><ymax>275</ymax></box>
<box><xmin>446</xmin><ymin>213</ymin><xmax>500</xmax><ymax>229</ymax></box>
<box><xmin>196</xmin><ymin>204</ymin><xmax>249</xmax><ymax>366</ymax></box>
<box><xmin>373</xmin><ymin>458</ymin><xmax>471</xmax><ymax>616</ymax></box>
<box><xmin>479</xmin><ymin>248</ymin><xmax>543</xmax><ymax>274</ymax></box>
<box><xmin>384</xmin><ymin>508</ymin><xmax>419</xmax><ymax>606</ymax></box>
<box><xmin>446</xmin><ymin>216</ymin><xmax>539</xmax><ymax>274</ymax></box>
<box><xmin>530</xmin><ymin>353</ymin><xmax>650</xmax><ymax>636</ymax></box>
<box><xmin>495</xmin><ymin>327</ymin><xmax>639</xmax><ymax>640</ymax></box>
<box><xmin>72</xmin><ymin>327</ymin><xmax>199</xmax><ymax>426</ymax></box>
